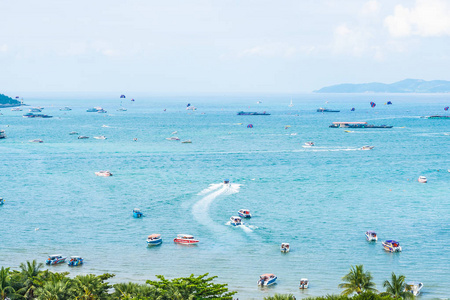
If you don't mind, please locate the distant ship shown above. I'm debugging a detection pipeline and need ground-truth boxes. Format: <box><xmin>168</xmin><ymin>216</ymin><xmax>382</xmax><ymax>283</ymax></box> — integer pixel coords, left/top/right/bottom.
<box><xmin>329</xmin><ymin>122</ymin><xmax>392</xmax><ymax>128</ymax></box>
<box><xmin>237</xmin><ymin>111</ymin><xmax>271</xmax><ymax>115</ymax></box>
<box><xmin>317</xmin><ymin>108</ymin><xmax>340</xmax><ymax>112</ymax></box>
<box><xmin>421</xmin><ymin>115</ymin><xmax>450</xmax><ymax>119</ymax></box>
<box><xmin>23</xmin><ymin>113</ymin><xmax>53</xmax><ymax>118</ymax></box>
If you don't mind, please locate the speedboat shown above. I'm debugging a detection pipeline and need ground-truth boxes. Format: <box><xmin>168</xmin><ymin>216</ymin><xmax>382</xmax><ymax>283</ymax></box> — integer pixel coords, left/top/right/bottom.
<box><xmin>166</xmin><ymin>137</ymin><xmax>180</xmax><ymax>141</ymax></box>
<box><xmin>382</xmin><ymin>240</ymin><xmax>402</xmax><ymax>252</ymax></box>
<box><xmin>418</xmin><ymin>176</ymin><xmax>427</xmax><ymax>183</ymax></box>
<box><xmin>281</xmin><ymin>243</ymin><xmax>290</xmax><ymax>253</ymax></box>
<box><xmin>11</xmin><ymin>107</ymin><xmax>22</xmax><ymax>111</ymax></box>
<box><xmin>60</xmin><ymin>107</ymin><xmax>72</xmax><ymax>111</ymax></box>
<box><xmin>299</xmin><ymin>278</ymin><xmax>309</xmax><ymax>289</ymax></box>
<box><xmin>133</xmin><ymin>208</ymin><xmax>143</xmax><ymax>218</ymax></box>
<box><xmin>0</xmin><ymin>130</ymin><xmax>6</xmax><ymax>139</ymax></box>
<box><xmin>46</xmin><ymin>255</ymin><xmax>66</xmax><ymax>265</ymax></box>
<box><xmin>95</xmin><ymin>171</ymin><xmax>113</xmax><ymax>177</ymax></box>
<box><xmin>365</xmin><ymin>231</ymin><xmax>378</xmax><ymax>241</ymax></box>
<box><xmin>93</xmin><ymin>136</ymin><xmax>107</xmax><ymax>140</ymax></box>
<box><xmin>223</xmin><ymin>179</ymin><xmax>230</xmax><ymax>185</ymax></box>
<box><xmin>29</xmin><ymin>139</ymin><xmax>43</xmax><ymax>143</ymax></box>
<box><xmin>303</xmin><ymin>142</ymin><xmax>314</xmax><ymax>147</ymax></box>
<box><xmin>69</xmin><ymin>131</ymin><xmax>78</xmax><ymax>135</ymax></box>
<box><xmin>257</xmin><ymin>274</ymin><xmax>277</xmax><ymax>286</ymax></box>
<box><xmin>147</xmin><ymin>234</ymin><xmax>162</xmax><ymax>246</ymax></box>
<box><xmin>360</xmin><ymin>145</ymin><xmax>374</xmax><ymax>150</ymax></box>
<box><xmin>0</xmin><ymin>197</ymin><xmax>4</xmax><ymax>205</ymax></box>
<box><xmin>405</xmin><ymin>282</ymin><xmax>423</xmax><ymax>296</ymax></box>
<box><xmin>173</xmin><ymin>234</ymin><xmax>199</xmax><ymax>245</ymax></box>
<box><xmin>29</xmin><ymin>108</ymin><xmax>42</xmax><ymax>112</ymax></box>
<box><xmin>68</xmin><ymin>256</ymin><xmax>83</xmax><ymax>266</ymax></box>
<box><xmin>78</xmin><ymin>136</ymin><xmax>89</xmax><ymax>139</ymax></box>
<box><xmin>238</xmin><ymin>209</ymin><xmax>252</xmax><ymax>218</ymax></box>
<box><xmin>181</xmin><ymin>140</ymin><xmax>192</xmax><ymax>143</ymax></box>
<box><xmin>230</xmin><ymin>216</ymin><xmax>242</xmax><ymax>226</ymax></box>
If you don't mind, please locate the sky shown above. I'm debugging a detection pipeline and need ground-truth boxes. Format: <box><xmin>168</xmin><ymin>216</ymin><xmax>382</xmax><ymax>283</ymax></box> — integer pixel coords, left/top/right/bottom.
<box><xmin>1</xmin><ymin>0</ymin><xmax>450</xmax><ymax>94</ymax></box>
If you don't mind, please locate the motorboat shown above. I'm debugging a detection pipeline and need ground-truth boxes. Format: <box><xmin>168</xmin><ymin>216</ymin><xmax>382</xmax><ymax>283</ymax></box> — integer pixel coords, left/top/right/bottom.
<box><xmin>317</xmin><ymin>108</ymin><xmax>340</xmax><ymax>112</ymax></box>
<box><xmin>382</xmin><ymin>240</ymin><xmax>402</xmax><ymax>252</ymax></box>
<box><xmin>78</xmin><ymin>136</ymin><xmax>89</xmax><ymax>139</ymax></box>
<box><xmin>0</xmin><ymin>197</ymin><xmax>4</xmax><ymax>205</ymax></box>
<box><xmin>181</xmin><ymin>140</ymin><xmax>192</xmax><ymax>143</ymax></box>
<box><xmin>29</xmin><ymin>108</ymin><xmax>42</xmax><ymax>112</ymax></box>
<box><xmin>257</xmin><ymin>274</ymin><xmax>277</xmax><ymax>286</ymax></box>
<box><xmin>230</xmin><ymin>216</ymin><xmax>242</xmax><ymax>226</ymax></box>
<box><xmin>23</xmin><ymin>113</ymin><xmax>52</xmax><ymax>118</ymax></box>
<box><xmin>117</xmin><ymin>107</ymin><xmax>127</xmax><ymax>111</ymax></box>
<box><xmin>93</xmin><ymin>136</ymin><xmax>107</xmax><ymax>140</ymax></box>
<box><xmin>68</xmin><ymin>256</ymin><xmax>83</xmax><ymax>266</ymax></box>
<box><xmin>46</xmin><ymin>255</ymin><xmax>66</xmax><ymax>265</ymax></box>
<box><xmin>0</xmin><ymin>130</ymin><xmax>5</xmax><ymax>139</ymax></box>
<box><xmin>223</xmin><ymin>179</ymin><xmax>230</xmax><ymax>185</ymax></box>
<box><xmin>95</xmin><ymin>171</ymin><xmax>113</xmax><ymax>177</ymax></box>
<box><xmin>60</xmin><ymin>107</ymin><xmax>72</xmax><ymax>111</ymax></box>
<box><xmin>299</xmin><ymin>278</ymin><xmax>309</xmax><ymax>289</ymax></box>
<box><xmin>69</xmin><ymin>131</ymin><xmax>78</xmax><ymax>135</ymax></box>
<box><xmin>97</xmin><ymin>108</ymin><xmax>107</xmax><ymax>113</ymax></box>
<box><xmin>303</xmin><ymin>142</ymin><xmax>314</xmax><ymax>147</ymax></box>
<box><xmin>133</xmin><ymin>208</ymin><xmax>143</xmax><ymax>218</ymax></box>
<box><xmin>29</xmin><ymin>139</ymin><xmax>43</xmax><ymax>143</ymax></box>
<box><xmin>360</xmin><ymin>146</ymin><xmax>374</xmax><ymax>150</ymax></box>
<box><xmin>405</xmin><ymin>282</ymin><xmax>423</xmax><ymax>296</ymax></box>
<box><xmin>281</xmin><ymin>243</ymin><xmax>290</xmax><ymax>253</ymax></box>
<box><xmin>418</xmin><ymin>176</ymin><xmax>427</xmax><ymax>183</ymax></box>
<box><xmin>166</xmin><ymin>137</ymin><xmax>180</xmax><ymax>141</ymax></box>
<box><xmin>173</xmin><ymin>234</ymin><xmax>199</xmax><ymax>245</ymax></box>
<box><xmin>238</xmin><ymin>209</ymin><xmax>252</xmax><ymax>218</ymax></box>
<box><xmin>147</xmin><ymin>234</ymin><xmax>162</xmax><ymax>246</ymax></box>
<box><xmin>11</xmin><ymin>107</ymin><xmax>22</xmax><ymax>111</ymax></box>
<box><xmin>257</xmin><ymin>101</ymin><xmax>262</xmax><ymax>104</ymax></box>
<box><xmin>86</xmin><ymin>107</ymin><xmax>106</xmax><ymax>113</ymax></box>
<box><xmin>365</xmin><ymin>231</ymin><xmax>378</xmax><ymax>241</ymax></box>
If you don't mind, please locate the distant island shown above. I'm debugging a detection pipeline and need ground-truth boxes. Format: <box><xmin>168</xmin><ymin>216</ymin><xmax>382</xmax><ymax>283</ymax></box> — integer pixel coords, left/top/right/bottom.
<box><xmin>314</xmin><ymin>79</ymin><xmax>450</xmax><ymax>93</ymax></box>
<box><xmin>0</xmin><ymin>93</ymin><xmax>22</xmax><ymax>107</ymax></box>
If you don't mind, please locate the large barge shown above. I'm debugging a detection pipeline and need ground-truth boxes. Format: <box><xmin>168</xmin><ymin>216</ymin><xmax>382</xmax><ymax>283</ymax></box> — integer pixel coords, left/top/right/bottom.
<box><xmin>329</xmin><ymin>122</ymin><xmax>392</xmax><ymax>128</ymax></box>
<box><xmin>237</xmin><ymin>111</ymin><xmax>271</xmax><ymax>115</ymax></box>
<box><xmin>23</xmin><ymin>113</ymin><xmax>53</xmax><ymax>118</ymax></box>
<box><xmin>317</xmin><ymin>108</ymin><xmax>340</xmax><ymax>112</ymax></box>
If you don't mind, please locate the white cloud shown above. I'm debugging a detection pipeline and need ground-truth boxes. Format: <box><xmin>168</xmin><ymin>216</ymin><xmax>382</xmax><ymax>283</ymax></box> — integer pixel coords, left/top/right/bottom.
<box><xmin>385</xmin><ymin>0</ymin><xmax>450</xmax><ymax>37</ymax></box>
<box><xmin>333</xmin><ymin>24</ymin><xmax>368</xmax><ymax>56</ymax></box>
<box><xmin>0</xmin><ymin>44</ymin><xmax>8</xmax><ymax>52</ymax></box>
<box><xmin>237</xmin><ymin>43</ymin><xmax>303</xmax><ymax>58</ymax></box>
<box><xmin>362</xmin><ymin>0</ymin><xmax>380</xmax><ymax>15</ymax></box>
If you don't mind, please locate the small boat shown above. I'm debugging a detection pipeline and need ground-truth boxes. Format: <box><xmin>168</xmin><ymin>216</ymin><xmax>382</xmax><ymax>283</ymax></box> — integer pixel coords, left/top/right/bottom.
<box><xmin>303</xmin><ymin>142</ymin><xmax>314</xmax><ymax>147</ymax></box>
<box><xmin>60</xmin><ymin>107</ymin><xmax>72</xmax><ymax>111</ymax></box>
<box><xmin>68</xmin><ymin>256</ymin><xmax>83</xmax><ymax>266</ymax></box>
<box><xmin>97</xmin><ymin>108</ymin><xmax>107</xmax><ymax>113</ymax></box>
<box><xmin>78</xmin><ymin>136</ymin><xmax>89</xmax><ymax>139</ymax></box>
<box><xmin>117</xmin><ymin>107</ymin><xmax>127</xmax><ymax>111</ymax></box>
<box><xmin>29</xmin><ymin>108</ymin><xmax>42</xmax><ymax>112</ymax></box>
<box><xmin>257</xmin><ymin>274</ymin><xmax>277</xmax><ymax>286</ymax></box>
<box><xmin>223</xmin><ymin>179</ymin><xmax>230</xmax><ymax>185</ymax></box>
<box><xmin>257</xmin><ymin>101</ymin><xmax>262</xmax><ymax>104</ymax></box>
<box><xmin>181</xmin><ymin>140</ymin><xmax>192</xmax><ymax>143</ymax></box>
<box><xmin>173</xmin><ymin>234</ymin><xmax>199</xmax><ymax>245</ymax></box>
<box><xmin>11</xmin><ymin>107</ymin><xmax>22</xmax><ymax>111</ymax></box>
<box><xmin>237</xmin><ymin>111</ymin><xmax>270</xmax><ymax>115</ymax></box>
<box><xmin>288</xmin><ymin>99</ymin><xmax>294</xmax><ymax>107</ymax></box>
<box><xmin>405</xmin><ymin>282</ymin><xmax>423</xmax><ymax>296</ymax></box>
<box><xmin>69</xmin><ymin>131</ymin><xmax>78</xmax><ymax>135</ymax></box>
<box><xmin>133</xmin><ymin>208</ymin><xmax>143</xmax><ymax>218</ymax></box>
<box><xmin>93</xmin><ymin>136</ymin><xmax>107</xmax><ymax>140</ymax></box>
<box><xmin>382</xmin><ymin>240</ymin><xmax>402</xmax><ymax>252</ymax></box>
<box><xmin>29</xmin><ymin>139</ymin><xmax>43</xmax><ymax>143</ymax></box>
<box><xmin>0</xmin><ymin>130</ymin><xmax>6</xmax><ymax>139</ymax></box>
<box><xmin>230</xmin><ymin>216</ymin><xmax>242</xmax><ymax>226</ymax></box>
<box><xmin>238</xmin><ymin>209</ymin><xmax>252</xmax><ymax>218</ymax></box>
<box><xmin>299</xmin><ymin>278</ymin><xmax>309</xmax><ymax>289</ymax></box>
<box><xmin>360</xmin><ymin>145</ymin><xmax>374</xmax><ymax>150</ymax></box>
<box><xmin>317</xmin><ymin>108</ymin><xmax>340</xmax><ymax>112</ymax></box>
<box><xmin>166</xmin><ymin>137</ymin><xmax>180</xmax><ymax>141</ymax></box>
<box><xmin>0</xmin><ymin>197</ymin><xmax>4</xmax><ymax>205</ymax></box>
<box><xmin>281</xmin><ymin>243</ymin><xmax>290</xmax><ymax>253</ymax></box>
<box><xmin>172</xmin><ymin>131</ymin><xmax>178</xmax><ymax>135</ymax></box>
<box><xmin>95</xmin><ymin>171</ymin><xmax>113</xmax><ymax>177</ymax></box>
<box><xmin>46</xmin><ymin>255</ymin><xmax>66</xmax><ymax>265</ymax></box>
<box><xmin>23</xmin><ymin>113</ymin><xmax>52</xmax><ymax>118</ymax></box>
<box><xmin>365</xmin><ymin>231</ymin><xmax>378</xmax><ymax>241</ymax></box>
<box><xmin>147</xmin><ymin>234</ymin><xmax>162</xmax><ymax>246</ymax></box>
<box><xmin>418</xmin><ymin>176</ymin><xmax>427</xmax><ymax>183</ymax></box>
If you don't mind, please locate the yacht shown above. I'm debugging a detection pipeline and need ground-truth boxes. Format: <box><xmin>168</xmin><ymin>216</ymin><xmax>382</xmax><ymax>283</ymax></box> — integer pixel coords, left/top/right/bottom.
<box><xmin>93</xmin><ymin>136</ymin><xmax>107</xmax><ymax>140</ymax></box>
<box><xmin>68</xmin><ymin>256</ymin><xmax>83</xmax><ymax>266</ymax></box>
<box><xmin>46</xmin><ymin>255</ymin><xmax>66</xmax><ymax>265</ymax></box>
<box><xmin>238</xmin><ymin>209</ymin><xmax>252</xmax><ymax>218</ymax></box>
<box><xmin>405</xmin><ymin>282</ymin><xmax>423</xmax><ymax>296</ymax></box>
<box><xmin>95</xmin><ymin>171</ymin><xmax>112</xmax><ymax>177</ymax></box>
<box><xmin>230</xmin><ymin>216</ymin><xmax>242</xmax><ymax>226</ymax></box>
<box><xmin>418</xmin><ymin>176</ymin><xmax>427</xmax><ymax>183</ymax></box>
<box><xmin>281</xmin><ymin>243</ymin><xmax>290</xmax><ymax>253</ymax></box>
<box><xmin>257</xmin><ymin>274</ymin><xmax>277</xmax><ymax>286</ymax></box>
<box><xmin>365</xmin><ymin>231</ymin><xmax>378</xmax><ymax>241</ymax></box>
<box><xmin>382</xmin><ymin>240</ymin><xmax>402</xmax><ymax>252</ymax></box>
<box><xmin>299</xmin><ymin>278</ymin><xmax>309</xmax><ymax>289</ymax></box>
<box><xmin>360</xmin><ymin>145</ymin><xmax>374</xmax><ymax>150</ymax></box>
<box><xmin>173</xmin><ymin>234</ymin><xmax>199</xmax><ymax>245</ymax></box>
<box><xmin>117</xmin><ymin>107</ymin><xmax>127</xmax><ymax>111</ymax></box>
<box><xmin>147</xmin><ymin>234</ymin><xmax>162</xmax><ymax>246</ymax></box>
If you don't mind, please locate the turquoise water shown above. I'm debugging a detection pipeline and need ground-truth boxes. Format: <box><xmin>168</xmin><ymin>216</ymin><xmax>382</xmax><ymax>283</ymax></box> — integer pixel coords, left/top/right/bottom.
<box><xmin>0</xmin><ymin>94</ymin><xmax>449</xmax><ymax>299</ymax></box>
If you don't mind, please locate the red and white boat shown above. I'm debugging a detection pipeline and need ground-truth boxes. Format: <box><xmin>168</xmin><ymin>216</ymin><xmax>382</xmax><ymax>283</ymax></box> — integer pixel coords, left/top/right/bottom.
<box><xmin>173</xmin><ymin>234</ymin><xmax>199</xmax><ymax>245</ymax></box>
<box><xmin>418</xmin><ymin>176</ymin><xmax>427</xmax><ymax>183</ymax></box>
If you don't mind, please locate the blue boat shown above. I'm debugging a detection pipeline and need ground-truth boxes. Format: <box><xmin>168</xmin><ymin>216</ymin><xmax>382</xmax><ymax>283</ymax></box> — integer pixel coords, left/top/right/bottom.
<box><xmin>133</xmin><ymin>208</ymin><xmax>143</xmax><ymax>218</ymax></box>
<box><xmin>382</xmin><ymin>240</ymin><xmax>402</xmax><ymax>252</ymax></box>
<box><xmin>68</xmin><ymin>256</ymin><xmax>83</xmax><ymax>266</ymax></box>
<box><xmin>46</xmin><ymin>255</ymin><xmax>66</xmax><ymax>265</ymax></box>
<box><xmin>258</xmin><ymin>274</ymin><xmax>277</xmax><ymax>286</ymax></box>
<box><xmin>147</xmin><ymin>234</ymin><xmax>162</xmax><ymax>246</ymax></box>
<box><xmin>237</xmin><ymin>111</ymin><xmax>270</xmax><ymax>115</ymax></box>
<box><xmin>230</xmin><ymin>216</ymin><xmax>242</xmax><ymax>226</ymax></box>
<box><xmin>0</xmin><ymin>197</ymin><xmax>4</xmax><ymax>205</ymax></box>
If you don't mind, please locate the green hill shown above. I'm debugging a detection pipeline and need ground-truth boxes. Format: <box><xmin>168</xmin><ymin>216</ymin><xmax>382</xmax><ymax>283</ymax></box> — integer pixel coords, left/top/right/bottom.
<box><xmin>0</xmin><ymin>93</ymin><xmax>22</xmax><ymax>107</ymax></box>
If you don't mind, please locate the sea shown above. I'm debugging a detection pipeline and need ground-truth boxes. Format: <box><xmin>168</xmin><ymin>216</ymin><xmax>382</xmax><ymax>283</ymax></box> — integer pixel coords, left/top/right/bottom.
<box><xmin>0</xmin><ymin>93</ymin><xmax>449</xmax><ymax>299</ymax></box>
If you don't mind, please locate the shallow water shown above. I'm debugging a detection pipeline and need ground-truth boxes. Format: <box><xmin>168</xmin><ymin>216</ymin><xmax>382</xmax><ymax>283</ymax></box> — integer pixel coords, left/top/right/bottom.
<box><xmin>0</xmin><ymin>93</ymin><xmax>449</xmax><ymax>299</ymax></box>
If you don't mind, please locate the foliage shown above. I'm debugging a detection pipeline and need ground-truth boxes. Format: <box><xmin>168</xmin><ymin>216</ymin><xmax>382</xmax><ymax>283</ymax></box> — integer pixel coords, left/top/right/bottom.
<box><xmin>383</xmin><ymin>273</ymin><xmax>413</xmax><ymax>299</ymax></box>
<box><xmin>0</xmin><ymin>94</ymin><xmax>20</xmax><ymax>105</ymax></box>
<box><xmin>338</xmin><ymin>265</ymin><xmax>377</xmax><ymax>296</ymax></box>
<box><xmin>264</xmin><ymin>293</ymin><xmax>297</xmax><ymax>300</ymax></box>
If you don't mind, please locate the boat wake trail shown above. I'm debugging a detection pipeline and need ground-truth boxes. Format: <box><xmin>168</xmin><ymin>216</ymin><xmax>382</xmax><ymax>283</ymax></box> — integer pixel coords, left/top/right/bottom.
<box><xmin>192</xmin><ymin>183</ymin><xmax>241</xmax><ymax>229</ymax></box>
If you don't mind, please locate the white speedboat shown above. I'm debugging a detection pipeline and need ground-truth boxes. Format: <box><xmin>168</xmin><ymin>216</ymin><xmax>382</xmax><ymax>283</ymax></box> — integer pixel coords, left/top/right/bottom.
<box><xmin>93</xmin><ymin>136</ymin><xmax>107</xmax><ymax>140</ymax></box>
<box><xmin>258</xmin><ymin>274</ymin><xmax>277</xmax><ymax>286</ymax></box>
<box><xmin>303</xmin><ymin>142</ymin><xmax>314</xmax><ymax>147</ymax></box>
<box><xmin>230</xmin><ymin>216</ymin><xmax>242</xmax><ymax>226</ymax></box>
<box><xmin>238</xmin><ymin>209</ymin><xmax>252</xmax><ymax>218</ymax></box>
<box><xmin>382</xmin><ymin>240</ymin><xmax>402</xmax><ymax>252</ymax></box>
<box><xmin>29</xmin><ymin>139</ymin><xmax>43</xmax><ymax>143</ymax></box>
<box><xmin>360</xmin><ymin>145</ymin><xmax>374</xmax><ymax>150</ymax></box>
<box><xmin>281</xmin><ymin>243</ymin><xmax>290</xmax><ymax>253</ymax></box>
<box><xmin>174</xmin><ymin>234</ymin><xmax>199</xmax><ymax>245</ymax></box>
<box><xmin>405</xmin><ymin>282</ymin><xmax>423</xmax><ymax>296</ymax></box>
<box><xmin>181</xmin><ymin>140</ymin><xmax>192</xmax><ymax>143</ymax></box>
<box><xmin>418</xmin><ymin>176</ymin><xmax>427</xmax><ymax>183</ymax></box>
<box><xmin>365</xmin><ymin>231</ymin><xmax>378</xmax><ymax>241</ymax></box>
<box><xmin>69</xmin><ymin>131</ymin><xmax>78</xmax><ymax>135</ymax></box>
<box><xmin>299</xmin><ymin>278</ymin><xmax>309</xmax><ymax>289</ymax></box>
<box><xmin>166</xmin><ymin>137</ymin><xmax>180</xmax><ymax>141</ymax></box>
<box><xmin>95</xmin><ymin>171</ymin><xmax>113</xmax><ymax>177</ymax></box>
<box><xmin>147</xmin><ymin>234</ymin><xmax>162</xmax><ymax>246</ymax></box>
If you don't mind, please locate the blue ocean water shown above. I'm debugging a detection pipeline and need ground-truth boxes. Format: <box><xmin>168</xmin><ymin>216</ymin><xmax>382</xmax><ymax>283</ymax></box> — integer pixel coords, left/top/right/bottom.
<box><xmin>0</xmin><ymin>93</ymin><xmax>449</xmax><ymax>299</ymax></box>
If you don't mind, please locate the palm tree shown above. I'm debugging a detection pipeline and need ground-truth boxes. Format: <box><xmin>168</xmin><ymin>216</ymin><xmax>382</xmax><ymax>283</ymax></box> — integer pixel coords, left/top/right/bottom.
<box><xmin>72</xmin><ymin>274</ymin><xmax>112</xmax><ymax>300</ymax></box>
<box><xmin>35</xmin><ymin>280</ymin><xmax>73</xmax><ymax>300</ymax></box>
<box><xmin>383</xmin><ymin>272</ymin><xmax>413</xmax><ymax>299</ymax></box>
<box><xmin>263</xmin><ymin>294</ymin><xmax>297</xmax><ymax>300</ymax></box>
<box><xmin>17</xmin><ymin>260</ymin><xmax>44</xmax><ymax>299</ymax></box>
<box><xmin>0</xmin><ymin>267</ymin><xmax>17</xmax><ymax>300</ymax></box>
<box><xmin>338</xmin><ymin>265</ymin><xmax>377</xmax><ymax>295</ymax></box>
